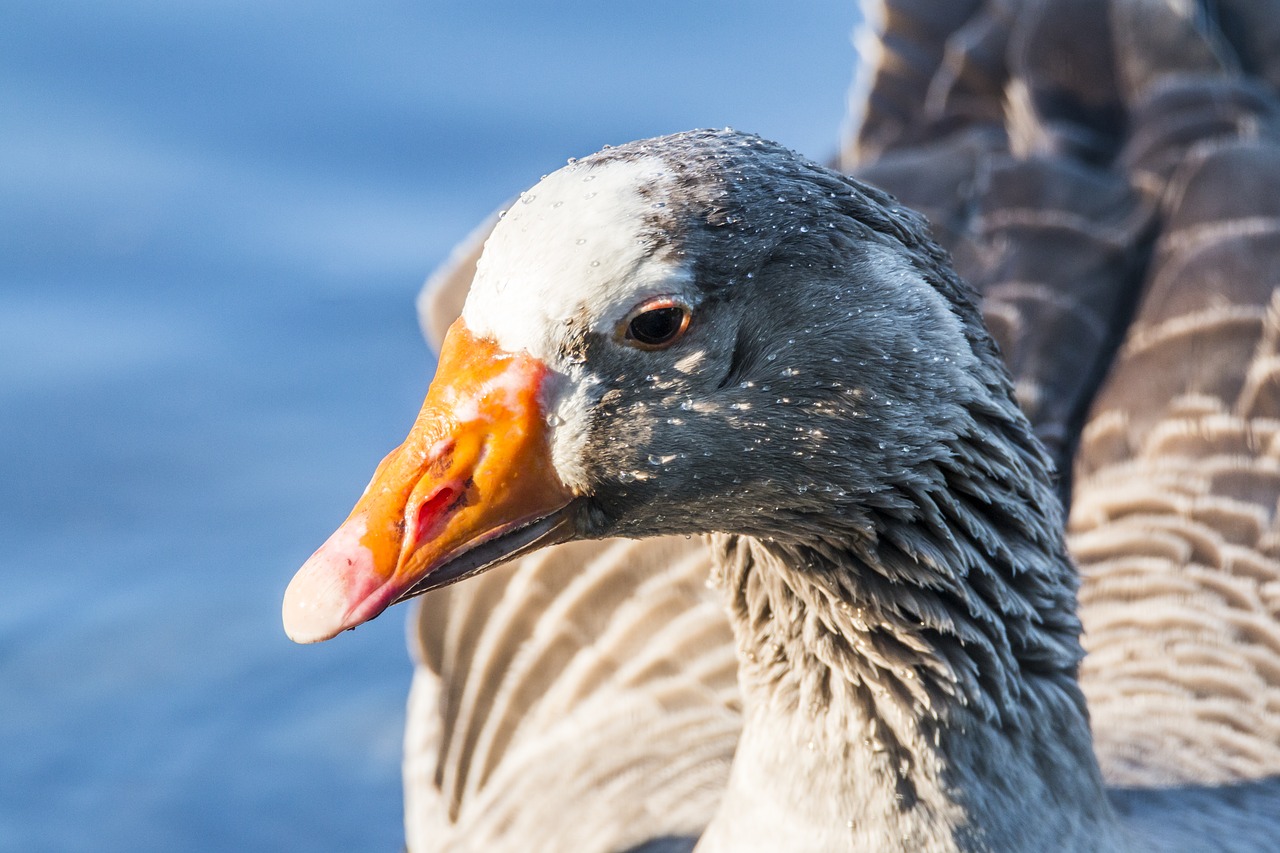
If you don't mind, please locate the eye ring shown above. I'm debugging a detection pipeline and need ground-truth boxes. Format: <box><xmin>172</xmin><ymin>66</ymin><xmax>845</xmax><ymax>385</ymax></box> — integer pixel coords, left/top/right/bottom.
<box><xmin>620</xmin><ymin>298</ymin><xmax>692</xmax><ymax>350</ymax></box>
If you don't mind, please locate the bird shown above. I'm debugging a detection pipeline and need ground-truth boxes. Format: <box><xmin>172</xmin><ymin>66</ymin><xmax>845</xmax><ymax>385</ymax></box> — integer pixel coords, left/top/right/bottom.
<box><xmin>284</xmin><ymin>0</ymin><xmax>1280</xmax><ymax>850</ymax></box>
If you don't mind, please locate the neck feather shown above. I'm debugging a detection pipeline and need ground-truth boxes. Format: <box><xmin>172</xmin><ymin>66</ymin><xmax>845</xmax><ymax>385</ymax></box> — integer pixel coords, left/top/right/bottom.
<box><xmin>696</xmin><ymin>404</ymin><xmax>1126</xmax><ymax>852</ymax></box>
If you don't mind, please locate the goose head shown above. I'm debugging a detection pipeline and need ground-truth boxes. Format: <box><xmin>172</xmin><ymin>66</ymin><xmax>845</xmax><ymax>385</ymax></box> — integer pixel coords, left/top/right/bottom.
<box><xmin>283</xmin><ymin>129</ymin><xmax>1022</xmax><ymax>644</ymax></box>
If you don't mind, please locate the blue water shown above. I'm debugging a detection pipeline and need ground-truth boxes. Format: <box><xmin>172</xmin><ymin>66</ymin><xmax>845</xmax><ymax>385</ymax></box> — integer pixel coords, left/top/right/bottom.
<box><xmin>1</xmin><ymin>2</ymin><xmax>854</xmax><ymax>849</ymax></box>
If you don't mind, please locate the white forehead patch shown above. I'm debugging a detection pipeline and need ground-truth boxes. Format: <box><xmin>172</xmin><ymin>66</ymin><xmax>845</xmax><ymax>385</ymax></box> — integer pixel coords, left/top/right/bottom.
<box><xmin>462</xmin><ymin>156</ymin><xmax>693</xmax><ymax>361</ymax></box>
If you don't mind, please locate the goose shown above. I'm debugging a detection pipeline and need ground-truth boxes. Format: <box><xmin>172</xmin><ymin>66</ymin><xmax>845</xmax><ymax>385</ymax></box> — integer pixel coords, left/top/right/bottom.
<box><xmin>284</xmin><ymin>0</ymin><xmax>1280</xmax><ymax>850</ymax></box>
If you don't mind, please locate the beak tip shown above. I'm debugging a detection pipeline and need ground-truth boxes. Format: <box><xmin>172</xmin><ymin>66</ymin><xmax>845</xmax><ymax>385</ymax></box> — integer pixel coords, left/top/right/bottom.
<box><xmin>282</xmin><ymin>517</ymin><xmax>384</xmax><ymax>644</ymax></box>
<box><xmin>280</xmin><ymin>578</ymin><xmax>340</xmax><ymax>637</ymax></box>
<box><xmin>282</xmin><ymin>567</ymin><xmax>347</xmax><ymax>644</ymax></box>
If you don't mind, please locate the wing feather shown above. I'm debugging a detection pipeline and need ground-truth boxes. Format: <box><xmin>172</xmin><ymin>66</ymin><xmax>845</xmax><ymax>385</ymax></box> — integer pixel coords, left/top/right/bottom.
<box><xmin>1069</xmin><ymin>21</ymin><xmax>1280</xmax><ymax>785</ymax></box>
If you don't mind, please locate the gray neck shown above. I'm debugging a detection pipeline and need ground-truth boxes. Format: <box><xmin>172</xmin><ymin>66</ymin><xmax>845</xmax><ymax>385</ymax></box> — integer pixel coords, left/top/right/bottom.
<box><xmin>695</xmin><ymin>419</ymin><xmax>1128</xmax><ymax>852</ymax></box>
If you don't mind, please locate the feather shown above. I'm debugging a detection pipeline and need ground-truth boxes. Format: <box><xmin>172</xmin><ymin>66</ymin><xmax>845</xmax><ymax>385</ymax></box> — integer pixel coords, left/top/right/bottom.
<box><xmin>318</xmin><ymin>0</ymin><xmax>1280</xmax><ymax>848</ymax></box>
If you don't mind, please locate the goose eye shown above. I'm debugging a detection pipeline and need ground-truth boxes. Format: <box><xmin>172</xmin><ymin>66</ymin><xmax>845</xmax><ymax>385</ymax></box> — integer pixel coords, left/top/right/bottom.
<box><xmin>624</xmin><ymin>301</ymin><xmax>691</xmax><ymax>349</ymax></box>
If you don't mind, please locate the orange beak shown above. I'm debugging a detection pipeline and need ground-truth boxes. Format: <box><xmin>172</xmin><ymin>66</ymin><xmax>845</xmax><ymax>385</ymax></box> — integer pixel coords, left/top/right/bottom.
<box><xmin>283</xmin><ymin>319</ymin><xmax>579</xmax><ymax>643</ymax></box>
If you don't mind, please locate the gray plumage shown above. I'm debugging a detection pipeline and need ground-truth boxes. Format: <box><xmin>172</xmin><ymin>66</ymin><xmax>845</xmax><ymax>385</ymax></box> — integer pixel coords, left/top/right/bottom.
<box><xmin>397</xmin><ymin>0</ymin><xmax>1280</xmax><ymax>850</ymax></box>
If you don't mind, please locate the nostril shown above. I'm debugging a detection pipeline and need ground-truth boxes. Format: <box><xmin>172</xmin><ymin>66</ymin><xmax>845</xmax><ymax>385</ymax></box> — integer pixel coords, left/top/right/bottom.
<box><xmin>414</xmin><ymin>484</ymin><xmax>465</xmax><ymax>544</ymax></box>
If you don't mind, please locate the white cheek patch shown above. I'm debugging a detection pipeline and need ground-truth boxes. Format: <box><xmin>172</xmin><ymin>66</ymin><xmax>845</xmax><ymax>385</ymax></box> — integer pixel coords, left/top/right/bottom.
<box><xmin>545</xmin><ymin>366</ymin><xmax>602</xmax><ymax>493</ymax></box>
<box><xmin>461</xmin><ymin>155</ymin><xmax>696</xmax><ymax>492</ymax></box>
<box><xmin>462</xmin><ymin>156</ymin><xmax>693</xmax><ymax>362</ymax></box>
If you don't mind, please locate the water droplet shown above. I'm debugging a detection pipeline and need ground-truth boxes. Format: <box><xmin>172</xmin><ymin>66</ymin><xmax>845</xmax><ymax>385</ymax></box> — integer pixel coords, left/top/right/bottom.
<box><xmin>520</xmin><ymin>194</ymin><xmax>536</xmax><ymax>204</ymax></box>
<box><xmin>799</xmin><ymin>225</ymin><xmax>809</xmax><ymax>233</ymax></box>
<box><xmin>765</xmin><ymin>353</ymin><xmax>778</xmax><ymax>362</ymax></box>
<box><xmin>590</xmin><ymin>260</ymin><xmax>600</xmax><ymax>267</ymax></box>
<box><xmin>575</xmin><ymin>238</ymin><xmax>586</xmax><ymax>245</ymax></box>
<box><xmin>583</xmin><ymin>174</ymin><xmax>596</xmax><ymax>182</ymax></box>
<box><xmin>545</xmin><ymin>412</ymin><xmax>564</xmax><ymax>428</ymax></box>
